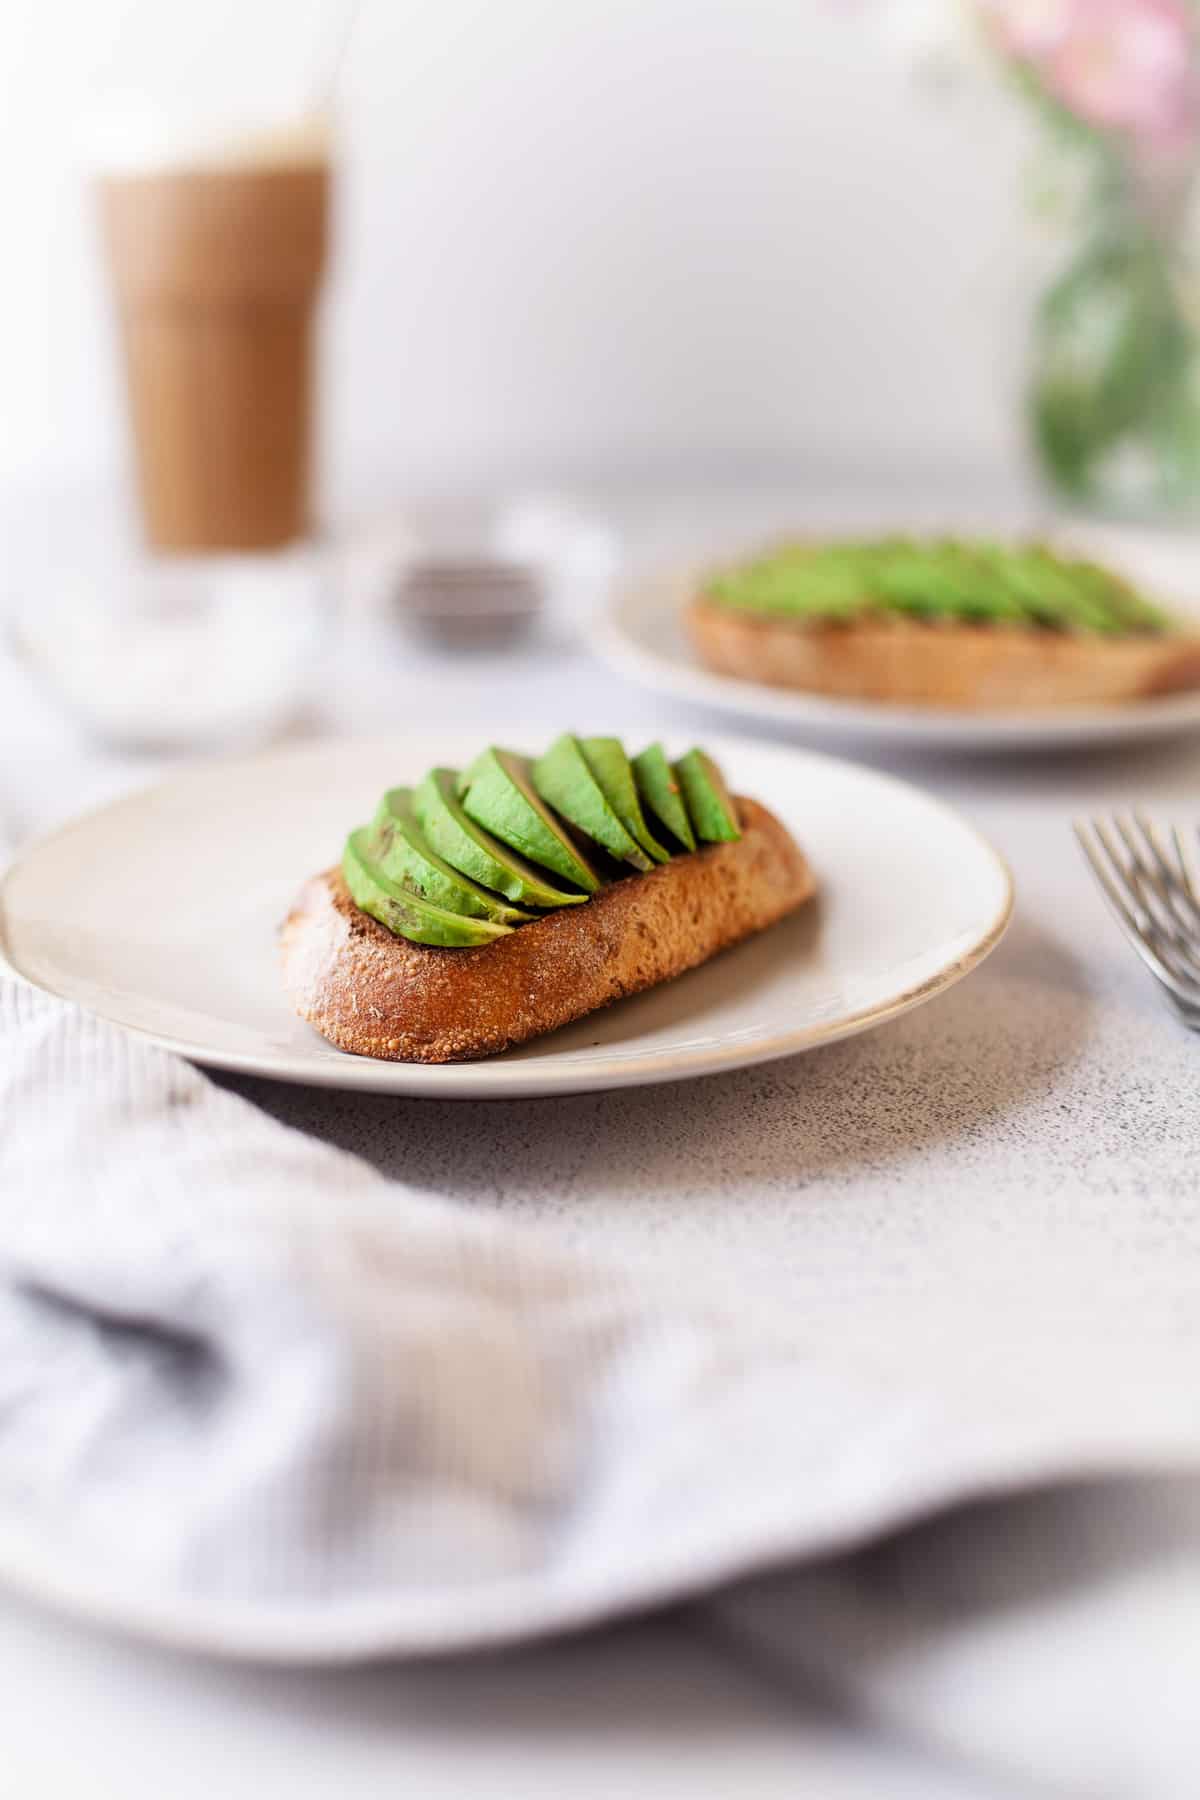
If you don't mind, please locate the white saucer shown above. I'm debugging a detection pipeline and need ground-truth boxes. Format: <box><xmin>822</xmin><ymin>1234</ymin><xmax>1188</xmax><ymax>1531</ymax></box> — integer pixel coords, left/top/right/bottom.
<box><xmin>0</xmin><ymin>732</ymin><xmax>1012</xmax><ymax>1098</ymax></box>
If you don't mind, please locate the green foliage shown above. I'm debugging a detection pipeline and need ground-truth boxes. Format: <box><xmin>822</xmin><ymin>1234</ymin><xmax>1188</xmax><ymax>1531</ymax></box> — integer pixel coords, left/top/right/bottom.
<box><xmin>1030</xmin><ymin>223</ymin><xmax>1200</xmax><ymax>513</ymax></box>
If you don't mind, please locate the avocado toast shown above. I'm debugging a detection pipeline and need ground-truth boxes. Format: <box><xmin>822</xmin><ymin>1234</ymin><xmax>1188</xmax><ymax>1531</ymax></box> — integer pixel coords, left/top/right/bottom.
<box><xmin>688</xmin><ymin>537</ymin><xmax>1200</xmax><ymax>711</ymax></box>
<box><xmin>282</xmin><ymin>736</ymin><xmax>814</xmax><ymax>1063</ymax></box>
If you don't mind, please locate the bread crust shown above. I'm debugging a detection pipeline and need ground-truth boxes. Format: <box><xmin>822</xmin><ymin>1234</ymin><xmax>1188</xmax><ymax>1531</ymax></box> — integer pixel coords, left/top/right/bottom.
<box><xmin>688</xmin><ymin>601</ymin><xmax>1200</xmax><ymax>711</ymax></box>
<box><xmin>282</xmin><ymin>796</ymin><xmax>814</xmax><ymax>1063</ymax></box>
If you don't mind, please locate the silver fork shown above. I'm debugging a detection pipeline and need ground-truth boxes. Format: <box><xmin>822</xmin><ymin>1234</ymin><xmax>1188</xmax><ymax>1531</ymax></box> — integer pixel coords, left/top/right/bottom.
<box><xmin>1075</xmin><ymin>814</ymin><xmax>1200</xmax><ymax>1029</ymax></box>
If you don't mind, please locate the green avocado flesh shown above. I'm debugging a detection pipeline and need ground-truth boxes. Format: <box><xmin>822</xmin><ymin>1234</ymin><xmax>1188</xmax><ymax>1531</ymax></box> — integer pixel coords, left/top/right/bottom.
<box><xmin>460</xmin><ymin>748</ymin><xmax>601</xmax><ymax>893</ymax></box>
<box><xmin>341</xmin><ymin>736</ymin><xmax>754</xmax><ymax>947</ymax></box>
<box><xmin>532</xmin><ymin>734</ymin><xmax>652</xmax><ymax>871</ymax></box>
<box><xmin>342</xmin><ymin>831</ymin><xmax>513</xmax><ymax>947</ymax></box>
<box><xmin>580</xmin><ymin>737</ymin><xmax>671</xmax><ymax>864</ymax></box>
<box><xmin>675</xmin><ymin>748</ymin><xmax>741</xmax><ymax>843</ymax></box>
<box><xmin>632</xmin><ymin>742</ymin><xmax>696</xmax><ymax>852</ymax></box>
<box><xmin>370</xmin><ymin>789</ymin><xmax>533</xmax><ymax>925</ymax></box>
<box><xmin>413</xmin><ymin>769</ymin><xmax>588</xmax><ymax>909</ymax></box>
<box><xmin>702</xmin><ymin>537</ymin><xmax>1172</xmax><ymax>637</ymax></box>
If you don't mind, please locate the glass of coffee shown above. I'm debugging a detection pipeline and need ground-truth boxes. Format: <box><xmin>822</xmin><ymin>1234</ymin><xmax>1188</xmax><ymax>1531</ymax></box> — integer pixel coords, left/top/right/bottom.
<box><xmin>10</xmin><ymin>112</ymin><xmax>336</xmax><ymax>752</ymax></box>
<box><xmin>98</xmin><ymin>116</ymin><xmax>330</xmax><ymax>553</ymax></box>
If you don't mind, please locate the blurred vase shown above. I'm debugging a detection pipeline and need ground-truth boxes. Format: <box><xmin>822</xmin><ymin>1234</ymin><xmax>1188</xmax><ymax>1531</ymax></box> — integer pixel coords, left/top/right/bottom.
<box><xmin>1029</xmin><ymin>191</ymin><xmax>1200</xmax><ymax>520</ymax></box>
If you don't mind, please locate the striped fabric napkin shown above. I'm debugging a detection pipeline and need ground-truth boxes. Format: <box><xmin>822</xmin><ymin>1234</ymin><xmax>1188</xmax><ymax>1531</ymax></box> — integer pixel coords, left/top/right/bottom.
<box><xmin>1</xmin><ymin>974</ymin><xmax>1198</xmax><ymax>1797</ymax></box>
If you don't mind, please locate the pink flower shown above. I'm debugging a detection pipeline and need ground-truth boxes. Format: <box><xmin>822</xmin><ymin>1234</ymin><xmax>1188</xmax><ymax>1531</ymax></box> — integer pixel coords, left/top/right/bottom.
<box><xmin>1054</xmin><ymin>0</ymin><xmax>1196</xmax><ymax>140</ymax></box>
<box><xmin>979</xmin><ymin>0</ymin><xmax>1076</xmax><ymax>58</ymax></box>
<box><xmin>984</xmin><ymin>0</ymin><xmax>1200</xmax><ymax>148</ymax></box>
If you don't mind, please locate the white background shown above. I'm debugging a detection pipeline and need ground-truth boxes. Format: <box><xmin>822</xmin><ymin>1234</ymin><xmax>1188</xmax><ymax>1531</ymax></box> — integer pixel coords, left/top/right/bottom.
<box><xmin>0</xmin><ymin>0</ymin><xmax>1042</xmax><ymax>507</ymax></box>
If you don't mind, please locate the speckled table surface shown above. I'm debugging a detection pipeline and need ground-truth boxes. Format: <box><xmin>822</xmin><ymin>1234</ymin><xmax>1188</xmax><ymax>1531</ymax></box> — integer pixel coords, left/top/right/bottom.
<box><xmin>234</xmin><ymin>775</ymin><xmax>1197</xmax><ymax>1289</ymax></box>
<box><xmin>219</xmin><ymin>724</ymin><xmax>1200</xmax><ymax>1517</ymax></box>
<box><xmin>6</xmin><ymin>490</ymin><xmax>1200</xmax><ymax>1799</ymax></box>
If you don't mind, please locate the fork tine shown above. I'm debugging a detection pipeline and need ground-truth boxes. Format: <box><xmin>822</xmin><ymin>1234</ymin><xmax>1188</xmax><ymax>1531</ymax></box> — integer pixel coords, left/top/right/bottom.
<box><xmin>1123</xmin><ymin>815</ymin><xmax>1200</xmax><ymax>983</ymax></box>
<box><xmin>1170</xmin><ymin>823</ymin><xmax>1198</xmax><ymax>902</ymax></box>
<box><xmin>1100</xmin><ymin>814</ymin><xmax>1200</xmax><ymax>979</ymax></box>
<box><xmin>1103</xmin><ymin>815</ymin><xmax>1200</xmax><ymax>993</ymax></box>
<box><xmin>1077</xmin><ymin>818</ymin><xmax>1200</xmax><ymax>1006</ymax></box>
<box><xmin>1079</xmin><ymin>820</ymin><xmax>1143</xmax><ymax>934</ymax></box>
<box><xmin>1093</xmin><ymin>818</ymin><xmax>1159</xmax><ymax>935</ymax></box>
<box><xmin>1131</xmin><ymin>811</ymin><xmax>1200</xmax><ymax>935</ymax></box>
<box><xmin>1115</xmin><ymin>812</ymin><xmax>1173</xmax><ymax>907</ymax></box>
<box><xmin>1112</xmin><ymin>815</ymin><xmax>1165</xmax><ymax>919</ymax></box>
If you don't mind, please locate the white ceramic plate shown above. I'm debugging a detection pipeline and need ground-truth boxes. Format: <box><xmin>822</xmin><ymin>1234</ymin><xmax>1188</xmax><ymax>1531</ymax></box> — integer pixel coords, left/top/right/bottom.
<box><xmin>0</xmin><ymin>732</ymin><xmax>1012</xmax><ymax>1098</ymax></box>
<box><xmin>591</xmin><ymin>545</ymin><xmax>1200</xmax><ymax>751</ymax></box>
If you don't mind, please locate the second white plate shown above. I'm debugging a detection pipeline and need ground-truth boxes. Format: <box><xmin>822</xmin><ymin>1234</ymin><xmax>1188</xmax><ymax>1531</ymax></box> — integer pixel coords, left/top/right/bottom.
<box><xmin>591</xmin><ymin>558</ymin><xmax>1200</xmax><ymax>751</ymax></box>
<box><xmin>0</xmin><ymin>732</ymin><xmax>1012</xmax><ymax>1098</ymax></box>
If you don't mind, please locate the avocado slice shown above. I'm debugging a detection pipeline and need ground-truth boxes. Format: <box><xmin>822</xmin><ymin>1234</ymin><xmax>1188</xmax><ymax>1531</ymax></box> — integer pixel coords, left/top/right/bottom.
<box><xmin>371</xmin><ymin>788</ymin><xmax>533</xmax><ymax>925</ymax></box>
<box><xmin>413</xmin><ymin>768</ymin><xmax>588</xmax><ymax>909</ymax></box>
<box><xmin>342</xmin><ymin>829</ymin><xmax>513</xmax><ymax>947</ymax></box>
<box><xmin>632</xmin><ymin>742</ymin><xmax>697</xmax><ymax>852</ymax></box>
<box><xmin>580</xmin><ymin>737</ymin><xmax>671</xmax><ymax>864</ymax></box>
<box><xmin>531</xmin><ymin>733</ymin><xmax>652</xmax><ymax>871</ymax></box>
<box><xmin>675</xmin><ymin>747</ymin><xmax>741</xmax><ymax>843</ymax></box>
<box><xmin>459</xmin><ymin>748</ymin><xmax>601</xmax><ymax>894</ymax></box>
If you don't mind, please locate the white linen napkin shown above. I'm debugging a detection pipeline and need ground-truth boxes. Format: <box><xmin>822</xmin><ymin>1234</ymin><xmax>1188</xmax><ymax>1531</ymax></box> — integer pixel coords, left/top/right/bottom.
<box><xmin>2</xmin><ymin>973</ymin><xmax>1199</xmax><ymax>1796</ymax></box>
<box><xmin>0</xmin><ymin>976</ymin><xmax>917</xmax><ymax>1658</ymax></box>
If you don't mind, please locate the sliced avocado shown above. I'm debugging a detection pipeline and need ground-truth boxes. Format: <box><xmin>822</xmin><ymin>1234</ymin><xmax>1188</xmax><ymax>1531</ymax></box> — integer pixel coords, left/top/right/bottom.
<box><xmin>459</xmin><ymin>747</ymin><xmax>601</xmax><ymax>894</ymax></box>
<box><xmin>371</xmin><ymin>788</ymin><xmax>533</xmax><ymax>925</ymax></box>
<box><xmin>342</xmin><ymin>830</ymin><xmax>513</xmax><ymax>947</ymax></box>
<box><xmin>531</xmin><ymin>733</ymin><xmax>652</xmax><ymax>871</ymax></box>
<box><xmin>580</xmin><ymin>737</ymin><xmax>671</xmax><ymax>864</ymax></box>
<box><xmin>413</xmin><ymin>769</ymin><xmax>588</xmax><ymax>909</ymax></box>
<box><xmin>705</xmin><ymin>535</ymin><xmax>1173</xmax><ymax>639</ymax></box>
<box><xmin>675</xmin><ymin>747</ymin><xmax>741</xmax><ymax>843</ymax></box>
<box><xmin>632</xmin><ymin>742</ymin><xmax>696</xmax><ymax>852</ymax></box>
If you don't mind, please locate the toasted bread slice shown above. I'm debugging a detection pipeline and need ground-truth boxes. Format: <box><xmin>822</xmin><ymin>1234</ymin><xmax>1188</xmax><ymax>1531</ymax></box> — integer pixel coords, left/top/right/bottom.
<box><xmin>282</xmin><ymin>796</ymin><xmax>813</xmax><ymax>1063</ymax></box>
<box><xmin>689</xmin><ymin>601</ymin><xmax>1200</xmax><ymax>711</ymax></box>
